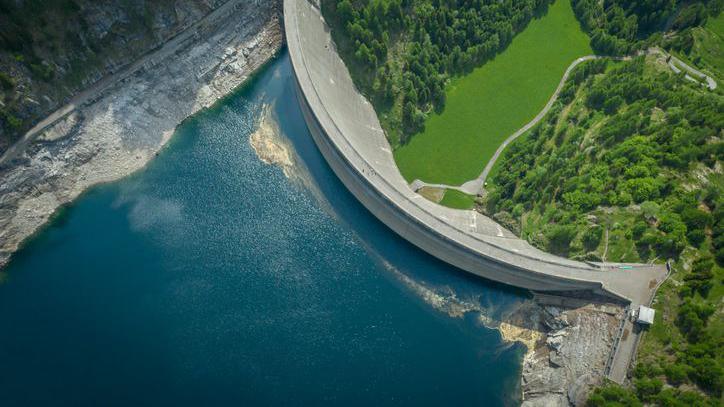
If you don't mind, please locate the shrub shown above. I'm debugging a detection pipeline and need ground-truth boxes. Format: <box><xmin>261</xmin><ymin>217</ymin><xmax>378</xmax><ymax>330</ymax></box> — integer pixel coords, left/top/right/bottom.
<box><xmin>29</xmin><ymin>63</ymin><xmax>54</xmax><ymax>81</ymax></box>
<box><xmin>545</xmin><ymin>224</ymin><xmax>578</xmax><ymax>255</ymax></box>
<box><xmin>634</xmin><ymin>378</ymin><xmax>663</xmax><ymax>402</ymax></box>
<box><xmin>582</xmin><ymin>225</ymin><xmax>603</xmax><ymax>250</ymax></box>
<box><xmin>655</xmin><ymin>388</ymin><xmax>711</xmax><ymax>407</ymax></box>
<box><xmin>603</xmin><ymin>95</ymin><xmax>624</xmax><ymax>115</ymax></box>
<box><xmin>716</xmin><ymin>246</ymin><xmax>724</xmax><ymax>266</ymax></box>
<box><xmin>0</xmin><ymin>110</ymin><xmax>23</xmax><ymax>131</ymax></box>
<box><xmin>587</xmin><ymin>384</ymin><xmax>641</xmax><ymax>407</ymax></box>
<box><xmin>0</xmin><ymin>72</ymin><xmax>15</xmax><ymax>90</ymax></box>
<box><xmin>680</xmin><ymin>207</ymin><xmax>712</xmax><ymax>232</ymax></box>
<box><xmin>634</xmin><ymin>362</ymin><xmax>663</xmax><ymax>379</ymax></box>
<box><xmin>663</xmin><ymin>363</ymin><xmax>688</xmax><ymax>385</ymax></box>
<box><xmin>686</xmin><ymin>229</ymin><xmax>705</xmax><ymax>247</ymax></box>
<box><xmin>632</xmin><ymin>221</ymin><xmax>648</xmax><ymax>240</ymax></box>
<box><xmin>684</xmin><ymin>340</ymin><xmax>722</xmax><ymax>394</ymax></box>
<box><xmin>624</xmin><ymin>178</ymin><xmax>660</xmax><ymax>203</ymax></box>
<box><xmin>676</xmin><ymin>300</ymin><xmax>714</xmax><ymax>342</ymax></box>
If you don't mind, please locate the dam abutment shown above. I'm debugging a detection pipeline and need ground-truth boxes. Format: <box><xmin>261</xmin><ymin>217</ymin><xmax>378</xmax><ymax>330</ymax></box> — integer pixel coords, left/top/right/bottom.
<box><xmin>284</xmin><ymin>0</ymin><xmax>665</xmax><ymax>306</ymax></box>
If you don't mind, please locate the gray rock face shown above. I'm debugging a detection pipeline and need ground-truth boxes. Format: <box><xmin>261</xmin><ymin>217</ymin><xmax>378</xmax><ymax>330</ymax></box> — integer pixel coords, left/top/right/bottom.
<box><xmin>0</xmin><ymin>0</ymin><xmax>282</xmax><ymax>269</ymax></box>
<box><xmin>1</xmin><ymin>0</ymin><xmax>230</xmax><ymax>152</ymax></box>
<box><xmin>519</xmin><ymin>300</ymin><xmax>624</xmax><ymax>406</ymax></box>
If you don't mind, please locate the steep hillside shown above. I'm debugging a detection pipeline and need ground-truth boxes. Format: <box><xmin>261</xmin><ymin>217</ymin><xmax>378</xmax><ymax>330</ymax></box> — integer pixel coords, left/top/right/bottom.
<box><xmin>486</xmin><ymin>53</ymin><xmax>722</xmax><ymax>405</ymax></box>
<box><xmin>664</xmin><ymin>10</ymin><xmax>724</xmax><ymax>83</ymax></box>
<box><xmin>0</xmin><ymin>0</ymin><xmax>228</xmax><ymax>153</ymax></box>
<box><xmin>572</xmin><ymin>0</ymin><xmax>721</xmax><ymax>55</ymax></box>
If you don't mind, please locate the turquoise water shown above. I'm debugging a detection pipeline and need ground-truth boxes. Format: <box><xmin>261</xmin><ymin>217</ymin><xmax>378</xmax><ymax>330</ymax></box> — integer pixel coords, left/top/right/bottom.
<box><xmin>0</xmin><ymin>51</ymin><xmax>526</xmax><ymax>406</ymax></box>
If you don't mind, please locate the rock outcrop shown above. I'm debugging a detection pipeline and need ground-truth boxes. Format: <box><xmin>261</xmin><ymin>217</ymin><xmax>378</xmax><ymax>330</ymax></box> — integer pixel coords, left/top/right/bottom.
<box><xmin>0</xmin><ymin>0</ymin><xmax>283</xmax><ymax>269</ymax></box>
<box><xmin>0</xmin><ymin>0</ymin><xmax>232</xmax><ymax>151</ymax></box>
<box><xmin>382</xmin><ymin>261</ymin><xmax>623</xmax><ymax>406</ymax></box>
<box><xmin>512</xmin><ymin>297</ymin><xmax>624</xmax><ymax>406</ymax></box>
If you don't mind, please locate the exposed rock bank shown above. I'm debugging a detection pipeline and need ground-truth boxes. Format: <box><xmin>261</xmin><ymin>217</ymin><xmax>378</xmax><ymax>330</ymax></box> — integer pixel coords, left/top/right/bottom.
<box><xmin>383</xmin><ymin>260</ymin><xmax>623</xmax><ymax>406</ymax></box>
<box><xmin>0</xmin><ymin>0</ymin><xmax>229</xmax><ymax>151</ymax></box>
<box><xmin>512</xmin><ymin>297</ymin><xmax>625</xmax><ymax>406</ymax></box>
<box><xmin>0</xmin><ymin>0</ymin><xmax>283</xmax><ymax>269</ymax></box>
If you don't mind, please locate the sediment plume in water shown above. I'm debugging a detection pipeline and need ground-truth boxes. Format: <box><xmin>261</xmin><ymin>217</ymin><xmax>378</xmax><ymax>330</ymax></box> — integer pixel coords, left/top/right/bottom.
<box><xmin>249</xmin><ymin>102</ymin><xmax>545</xmax><ymax>362</ymax></box>
<box><xmin>381</xmin><ymin>260</ymin><xmax>542</xmax><ymax>360</ymax></box>
<box><xmin>249</xmin><ymin>105</ymin><xmax>295</xmax><ymax>177</ymax></box>
<box><xmin>248</xmin><ymin>104</ymin><xmax>325</xmax><ymax>200</ymax></box>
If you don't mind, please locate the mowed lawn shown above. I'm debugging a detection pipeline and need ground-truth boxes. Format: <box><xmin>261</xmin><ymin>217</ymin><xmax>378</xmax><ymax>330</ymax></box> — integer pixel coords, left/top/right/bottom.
<box><xmin>393</xmin><ymin>0</ymin><xmax>592</xmax><ymax>185</ymax></box>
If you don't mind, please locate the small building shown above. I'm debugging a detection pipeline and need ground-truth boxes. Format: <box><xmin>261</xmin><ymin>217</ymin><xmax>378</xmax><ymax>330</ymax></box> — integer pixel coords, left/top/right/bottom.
<box><xmin>636</xmin><ymin>305</ymin><xmax>655</xmax><ymax>325</ymax></box>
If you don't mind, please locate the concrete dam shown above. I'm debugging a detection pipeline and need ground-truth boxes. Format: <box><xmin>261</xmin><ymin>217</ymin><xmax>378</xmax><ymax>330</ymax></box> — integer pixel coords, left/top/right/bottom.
<box><xmin>284</xmin><ymin>0</ymin><xmax>666</xmax><ymax>307</ymax></box>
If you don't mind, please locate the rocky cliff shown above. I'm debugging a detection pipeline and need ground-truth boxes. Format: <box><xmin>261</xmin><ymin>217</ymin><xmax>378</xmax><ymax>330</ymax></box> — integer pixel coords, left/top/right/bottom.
<box><xmin>0</xmin><ymin>0</ymin><xmax>283</xmax><ymax>269</ymax></box>
<box><xmin>0</xmin><ymin>0</ymin><xmax>234</xmax><ymax>152</ymax></box>
<box><xmin>511</xmin><ymin>297</ymin><xmax>625</xmax><ymax>406</ymax></box>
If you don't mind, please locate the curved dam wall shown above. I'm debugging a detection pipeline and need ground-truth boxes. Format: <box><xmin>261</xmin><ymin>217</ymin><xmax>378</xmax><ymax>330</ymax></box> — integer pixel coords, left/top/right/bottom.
<box><xmin>284</xmin><ymin>0</ymin><xmax>664</xmax><ymax>304</ymax></box>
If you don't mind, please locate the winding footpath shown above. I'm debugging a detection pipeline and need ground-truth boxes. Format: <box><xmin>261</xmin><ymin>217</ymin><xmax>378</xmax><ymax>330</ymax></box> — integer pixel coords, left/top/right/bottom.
<box><xmin>286</xmin><ymin>1</ymin><xmax>670</xmax><ymax>387</ymax></box>
<box><xmin>411</xmin><ymin>48</ymin><xmax>717</xmax><ymax>196</ymax></box>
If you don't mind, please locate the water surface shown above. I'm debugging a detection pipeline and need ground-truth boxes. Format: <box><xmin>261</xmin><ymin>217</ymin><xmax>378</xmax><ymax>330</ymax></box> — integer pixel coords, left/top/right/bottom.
<box><xmin>0</xmin><ymin>51</ymin><xmax>526</xmax><ymax>406</ymax></box>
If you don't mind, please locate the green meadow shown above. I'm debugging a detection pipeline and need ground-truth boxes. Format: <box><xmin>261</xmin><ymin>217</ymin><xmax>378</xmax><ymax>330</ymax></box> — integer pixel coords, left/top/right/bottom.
<box><xmin>439</xmin><ymin>189</ymin><xmax>476</xmax><ymax>210</ymax></box>
<box><xmin>685</xmin><ymin>11</ymin><xmax>724</xmax><ymax>81</ymax></box>
<box><xmin>393</xmin><ymin>0</ymin><xmax>592</xmax><ymax>185</ymax></box>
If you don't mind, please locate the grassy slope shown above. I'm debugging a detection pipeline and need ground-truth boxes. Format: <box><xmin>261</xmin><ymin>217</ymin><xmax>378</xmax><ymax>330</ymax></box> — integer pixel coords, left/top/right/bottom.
<box><xmin>694</xmin><ymin>13</ymin><xmax>724</xmax><ymax>79</ymax></box>
<box><xmin>668</xmin><ymin>12</ymin><xmax>724</xmax><ymax>85</ymax></box>
<box><xmin>439</xmin><ymin>189</ymin><xmax>476</xmax><ymax>210</ymax></box>
<box><xmin>393</xmin><ymin>0</ymin><xmax>592</xmax><ymax>185</ymax></box>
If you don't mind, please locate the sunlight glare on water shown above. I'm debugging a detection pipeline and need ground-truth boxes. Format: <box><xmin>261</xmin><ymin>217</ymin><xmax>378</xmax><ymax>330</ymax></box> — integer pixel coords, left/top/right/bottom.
<box><xmin>0</xmin><ymin>51</ymin><xmax>527</xmax><ymax>406</ymax></box>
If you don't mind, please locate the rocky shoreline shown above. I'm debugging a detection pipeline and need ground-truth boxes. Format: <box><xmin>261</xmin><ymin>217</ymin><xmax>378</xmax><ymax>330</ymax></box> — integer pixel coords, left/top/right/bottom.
<box><xmin>249</xmin><ymin>104</ymin><xmax>624</xmax><ymax>407</ymax></box>
<box><xmin>512</xmin><ymin>296</ymin><xmax>625</xmax><ymax>406</ymax></box>
<box><xmin>375</xmin><ymin>257</ymin><xmax>623</xmax><ymax>406</ymax></box>
<box><xmin>0</xmin><ymin>0</ymin><xmax>621</xmax><ymax>403</ymax></box>
<box><xmin>0</xmin><ymin>0</ymin><xmax>283</xmax><ymax>269</ymax></box>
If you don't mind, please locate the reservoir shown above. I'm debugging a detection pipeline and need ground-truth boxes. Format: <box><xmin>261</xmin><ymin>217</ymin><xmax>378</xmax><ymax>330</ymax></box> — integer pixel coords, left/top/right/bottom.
<box><xmin>0</xmin><ymin>52</ymin><xmax>526</xmax><ymax>406</ymax></box>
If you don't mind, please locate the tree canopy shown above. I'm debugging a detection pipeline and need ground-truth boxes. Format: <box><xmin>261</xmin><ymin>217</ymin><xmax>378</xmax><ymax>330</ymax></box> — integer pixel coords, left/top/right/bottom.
<box><xmin>323</xmin><ymin>0</ymin><xmax>553</xmax><ymax>143</ymax></box>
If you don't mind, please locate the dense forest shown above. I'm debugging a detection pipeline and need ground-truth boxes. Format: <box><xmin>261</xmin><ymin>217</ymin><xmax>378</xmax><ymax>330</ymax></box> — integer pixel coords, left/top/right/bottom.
<box><xmin>485</xmin><ymin>55</ymin><xmax>723</xmax><ymax>406</ymax></box>
<box><xmin>321</xmin><ymin>0</ymin><xmax>554</xmax><ymax>144</ymax></box>
<box><xmin>323</xmin><ymin>0</ymin><xmax>722</xmax><ymax>145</ymax></box>
<box><xmin>486</xmin><ymin>57</ymin><xmax>722</xmax><ymax>263</ymax></box>
<box><xmin>572</xmin><ymin>0</ymin><xmax>721</xmax><ymax>55</ymax></box>
<box><xmin>324</xmin><ymin>1</ymin><xmax>723</xmax><ymax>405</ymax></box>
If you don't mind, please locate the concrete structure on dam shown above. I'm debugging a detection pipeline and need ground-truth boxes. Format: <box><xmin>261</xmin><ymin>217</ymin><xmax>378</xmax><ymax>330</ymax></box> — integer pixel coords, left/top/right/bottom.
<box><xmin>284</xmin><ymin>0</ymin><xmax>666</xmax><ymax>309</ymax></box>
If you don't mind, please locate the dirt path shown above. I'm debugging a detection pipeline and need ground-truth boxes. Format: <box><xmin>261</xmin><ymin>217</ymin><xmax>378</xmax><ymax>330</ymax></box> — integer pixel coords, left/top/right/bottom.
<box><xmin>410</xmin><ymin>55</ymin><xmax>602</xmax><ymax>196</ymax></box>
<box><xmin>0</xmin><ymin>1</ymin><xmax>282</xmax><ymax>270</ymax></box>
<box><xmin>0</xmin><ymin>0</ymin><xmax>248</xmax><ymax>168</ymax></box>
<box><xmin>473</xmin><ymin>55</ymin><xmax>600</xmax><ymax>193</ymax></box>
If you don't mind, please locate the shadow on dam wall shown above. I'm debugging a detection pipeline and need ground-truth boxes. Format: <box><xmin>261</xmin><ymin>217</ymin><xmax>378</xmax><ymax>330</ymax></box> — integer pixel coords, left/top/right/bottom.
<box><xmin>283</xmin><ymin>0</ymin><xmax>668</xmax><ymax>306</ymax></box>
